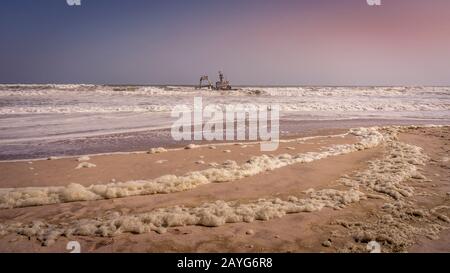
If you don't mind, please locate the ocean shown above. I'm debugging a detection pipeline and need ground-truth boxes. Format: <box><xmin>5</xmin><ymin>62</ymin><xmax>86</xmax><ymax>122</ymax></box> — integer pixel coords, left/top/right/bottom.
<box><xmin>0</xmin><ymin>84</ymin><xmax>449</xmax><ymax>159</ymax></box>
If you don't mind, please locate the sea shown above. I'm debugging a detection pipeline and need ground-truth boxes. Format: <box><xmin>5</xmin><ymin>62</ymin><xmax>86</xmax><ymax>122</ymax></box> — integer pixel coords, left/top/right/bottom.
<box><xmin>0</xmin><ymin>84</ymin><xmax>449</xmax><ymax>159</ymax></box>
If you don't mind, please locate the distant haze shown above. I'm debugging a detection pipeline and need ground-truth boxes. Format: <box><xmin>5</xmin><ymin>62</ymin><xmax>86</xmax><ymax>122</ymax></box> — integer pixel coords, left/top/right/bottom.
<box><xmin>1</xmin><ymin>0</ymin><xmax>450</xmax><ymax>85</ymax></box>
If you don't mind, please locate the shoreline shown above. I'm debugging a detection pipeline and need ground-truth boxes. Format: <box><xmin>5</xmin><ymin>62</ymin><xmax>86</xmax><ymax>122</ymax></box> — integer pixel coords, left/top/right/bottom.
<box><xmin>1</xmin><ymin>118</ymin><xmax>448</xmax><ymax>161</ymax></box>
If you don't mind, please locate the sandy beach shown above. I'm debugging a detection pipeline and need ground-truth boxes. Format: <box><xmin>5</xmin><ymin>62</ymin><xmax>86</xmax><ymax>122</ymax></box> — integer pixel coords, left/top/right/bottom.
<box><xmin>0</xmin><ymin>125</ymin><xmax>448</xmax><ymax>253</ymax></box>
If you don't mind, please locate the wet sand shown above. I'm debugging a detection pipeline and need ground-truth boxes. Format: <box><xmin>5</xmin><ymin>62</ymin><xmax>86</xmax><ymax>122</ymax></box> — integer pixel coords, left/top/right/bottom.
<box><xmin>1</xmin><ymin>118</ymin><xmax>447</xmax><ymax>160</ymax></box>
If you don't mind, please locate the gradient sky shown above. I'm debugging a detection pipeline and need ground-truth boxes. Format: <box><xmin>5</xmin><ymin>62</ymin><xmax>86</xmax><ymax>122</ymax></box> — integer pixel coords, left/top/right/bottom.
<box><xmin>1</xmin><ymin>0</ymin><xmax>450</xmax><ymax>85</ymax></box>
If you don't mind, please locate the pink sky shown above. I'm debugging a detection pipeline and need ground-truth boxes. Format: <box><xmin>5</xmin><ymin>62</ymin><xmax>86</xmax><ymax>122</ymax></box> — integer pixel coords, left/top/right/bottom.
<box><xmin>1</xmin><ymin>0</ymin><xmax>449</xmax><ymax>85</ymax></box>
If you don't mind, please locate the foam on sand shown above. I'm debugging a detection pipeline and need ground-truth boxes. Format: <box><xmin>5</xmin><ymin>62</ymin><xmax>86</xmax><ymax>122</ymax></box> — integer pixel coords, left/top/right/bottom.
<box><xmin>335</xmin><ymin>200</ymin><xmax>450</xmax><ymax>252</ymax></box>
<box><xmin>339</xmin><ymin>140</ymin><xmax>429</xmax><ymax>200</ymax></box>
<box><xmin>331</xmin><ymin>128</ymin><xmax>450</xmax><ymax>252</ymax></box>
<box><xmin>185</xmin><ymin>144</ymin><xmax>199</xmax><ymax>150</ymax></box>
<box><xmin>0</xmin><ymin>127</ymin><xmax>384</xmax><ymax>209</ymax></box>
<box><xmin>0</xmin><ymin>188</ymin><xmax>365</xmax><ymax>245</ymax></box>
<box><xmin>76</xmin><ymin>156</ymin><xmax>90</xmax><ymax>162</ymax></box>
<box><xmin>148</xmin><ymin>147</ymin><xmax>167</xmax><ymax>154</ymax></box>
<box><xmin>0</xmin><ymin>125</ymin><xmax>447</xmax><ymax>247</ymax></box>
<box><xmin>75</xmin><ymin>162</ymin><xmax>96</xmax><ymax>169</ymax></box>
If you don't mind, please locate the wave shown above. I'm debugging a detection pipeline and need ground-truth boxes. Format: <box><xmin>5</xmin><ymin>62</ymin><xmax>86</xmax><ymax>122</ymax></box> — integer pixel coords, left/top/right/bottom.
<box><xmin>0</xmin><ymin>85</ymin><xmax>448</xmax><ymax>115</ymax></box>
<box><xmin>0</xmin><ymin>102</ymin><xmax>448</xmax><ymax>114</ymax></box>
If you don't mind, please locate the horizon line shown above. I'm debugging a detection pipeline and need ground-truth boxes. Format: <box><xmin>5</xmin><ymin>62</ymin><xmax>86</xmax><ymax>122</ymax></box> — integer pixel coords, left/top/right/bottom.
<box><xmin>1</xmin><ymin>83</ymin><xmax>449</xmax><ymax>88</ymax></box>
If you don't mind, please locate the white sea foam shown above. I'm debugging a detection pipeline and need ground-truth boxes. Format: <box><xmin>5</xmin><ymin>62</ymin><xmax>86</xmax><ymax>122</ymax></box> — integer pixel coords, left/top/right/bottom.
<box><xmin>148</xmin><ymin>147</ymin><xmax>167</xmax><ymax>154</ymax></box>
<box><xmin>339</xmin><ymin>130</ymin><xmax>429</xmax><ymax>199</ymax></box>
<box><xmin>76</xmin><ymin>156</ymin><xmax>90</xmax><ymax>162</ymax></box>
<box><xmin>0</xmin><ymin>188</ymin><xmax>365</xmax><ymax>245</ymax></box>
<box><xmin>75</xmin><ymin>162</ymin><xmax>96</xmax><ymax>169</ymax></box>
<box><xmin>332</xmin><ymin>135</ymin><xmax>449</xmax><ymax>252</ymax></box>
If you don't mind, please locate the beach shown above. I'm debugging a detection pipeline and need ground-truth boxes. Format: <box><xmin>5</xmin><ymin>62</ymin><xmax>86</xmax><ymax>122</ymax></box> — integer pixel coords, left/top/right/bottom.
<box><xmin>0</xmin><ymin>85</ymin><xmax>449</xmax><ymax>253</ymax></box>
<box><xmin>0</xmin><ymin>125</ymin><xmax>448</xmax><ymax>253</ymax></box>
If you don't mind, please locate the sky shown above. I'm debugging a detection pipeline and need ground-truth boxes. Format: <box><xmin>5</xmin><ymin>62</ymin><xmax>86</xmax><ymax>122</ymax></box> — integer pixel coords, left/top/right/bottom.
<box><xmin>0</xmin><ymin>0</ymin><xmax>450</xmax><ymax>85</ymax></box>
